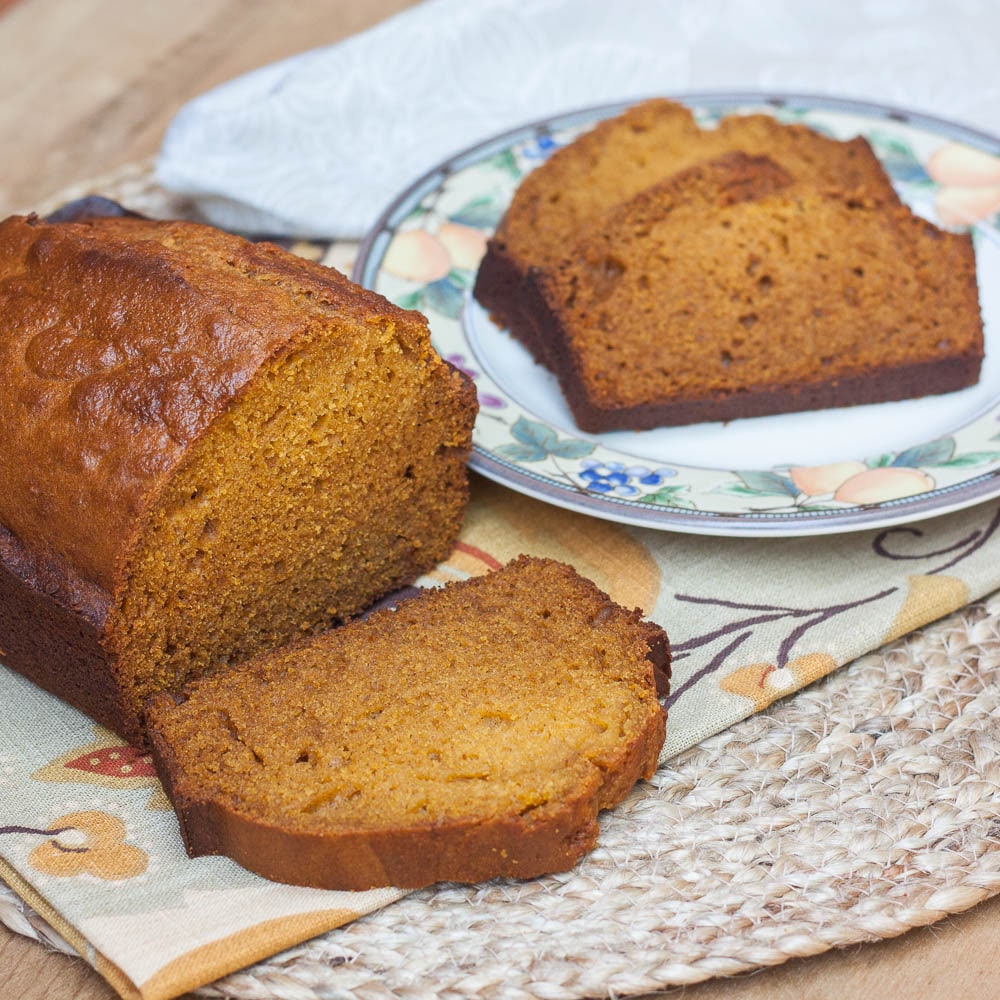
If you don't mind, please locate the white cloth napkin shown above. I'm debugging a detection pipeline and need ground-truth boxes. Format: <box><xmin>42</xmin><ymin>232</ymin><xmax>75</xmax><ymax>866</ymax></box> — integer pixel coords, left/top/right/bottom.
<box><xmin>156</xmin><ymin>0</ymin><xmax>1000</xmax><ymax>240</ymax></box>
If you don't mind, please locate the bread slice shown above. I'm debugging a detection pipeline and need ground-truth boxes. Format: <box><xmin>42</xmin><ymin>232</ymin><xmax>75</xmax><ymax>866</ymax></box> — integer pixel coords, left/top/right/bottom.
<box><xmin>474</xmin><ymin>97</ymin><xmax>900</xmax><ymax>355</ymax></box>
<box><xmin>145</xmin><ymin>556</ymin><xmax>669</xmax><ymax>890</ymax></box>
<box><xmin>0</xmin><ymin>213</ymin><xmax>477</xmax><ymax>745</ymax></box>
<box><xmin>526</xmin><ymin>152</ymin><xmax>983</xmax><ymax>431</ymax></box>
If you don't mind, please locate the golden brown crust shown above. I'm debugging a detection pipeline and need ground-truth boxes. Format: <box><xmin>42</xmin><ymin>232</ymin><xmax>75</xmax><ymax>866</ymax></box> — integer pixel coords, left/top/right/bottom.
<box><xmin>0</xmin><ymin>214</ymin><xmax>431</xmax><ymax>596</ymax></box>
<box><xmin>146</xmin><ymin>556</ymin><xmax>669</xmax><ymax>890</ymax></box>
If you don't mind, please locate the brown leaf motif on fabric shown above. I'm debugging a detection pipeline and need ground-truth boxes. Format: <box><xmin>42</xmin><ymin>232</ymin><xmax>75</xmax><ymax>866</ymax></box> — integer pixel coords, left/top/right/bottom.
<box><xmin>668</xmin><ymin>589</ymin><xmax>892</xmax><ymax>708</ymax></box>
<box><xmin>421</xmin><ymin>540</ymin><xmax>503</xmax><ymax>586</ymax></box>
<box><xmin>670</xmin><ymin>503</ymin><xmax>1000</xmax><ymax>712</ymax></box>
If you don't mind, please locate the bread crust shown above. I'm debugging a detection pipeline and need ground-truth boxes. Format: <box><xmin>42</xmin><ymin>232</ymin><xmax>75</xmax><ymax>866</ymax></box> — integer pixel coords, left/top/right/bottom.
<box><xmin>536</xmin><ymin>330</ymin><xmax>984</xmax><ymax>433</ymax></box>
<box><xmin>0</xmin><ymin>523</ymin><xmax>137</xmax><ymax>736</ymax></box>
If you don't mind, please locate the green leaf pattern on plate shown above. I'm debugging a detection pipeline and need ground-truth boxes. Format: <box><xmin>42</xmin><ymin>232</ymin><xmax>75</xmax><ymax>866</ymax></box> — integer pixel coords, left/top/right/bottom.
<box><xmin>495</xmin><ymin>417</ymin><xmax>595</xmax><ymax>463</ymax></box>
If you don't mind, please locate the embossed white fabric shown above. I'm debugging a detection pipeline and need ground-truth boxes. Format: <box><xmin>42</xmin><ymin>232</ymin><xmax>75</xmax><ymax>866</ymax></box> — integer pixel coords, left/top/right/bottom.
<box><xmin>155</xmin><ymin>0</ymin><xmax>1000</xmax><ymax>239</ymax></box>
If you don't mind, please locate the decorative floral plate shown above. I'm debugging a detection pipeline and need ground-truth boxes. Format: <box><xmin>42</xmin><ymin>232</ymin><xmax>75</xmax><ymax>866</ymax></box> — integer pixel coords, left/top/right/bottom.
<box><xmin>355</xmin><ymin>93</ymin><xmax>1000</xmax><ymax>536</ymax></box>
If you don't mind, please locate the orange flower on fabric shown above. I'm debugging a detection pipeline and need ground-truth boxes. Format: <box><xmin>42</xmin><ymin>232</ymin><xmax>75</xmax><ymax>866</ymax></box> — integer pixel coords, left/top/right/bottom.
<box><xmin>720</xmin><ymin>653</ymin><xmax>837</xmax><ymax>712</ymax></box>
<box><xmin>29</xmin><ymin>811</ymin><xmax>148</xmax><ymax>881</ymax></box>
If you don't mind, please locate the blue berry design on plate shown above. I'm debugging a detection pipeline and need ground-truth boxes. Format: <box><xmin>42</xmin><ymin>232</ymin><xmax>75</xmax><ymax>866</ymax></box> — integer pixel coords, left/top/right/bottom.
<box><xmin>579</xmin><ymin>460</ymin><xmax>678</xmax><ymax>498</ymax></box>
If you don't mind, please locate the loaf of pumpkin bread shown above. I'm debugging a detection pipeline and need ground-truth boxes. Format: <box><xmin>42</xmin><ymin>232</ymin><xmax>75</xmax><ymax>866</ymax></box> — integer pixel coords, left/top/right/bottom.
<box><xmin>146</xmin><ymin>556</ymin><xmax>670</xmax><ymax>890</ymax></box>
<box><xmin>0</xmin><ymin>212</ymin><xmax>477</xmax><ymax>746</ymax></box>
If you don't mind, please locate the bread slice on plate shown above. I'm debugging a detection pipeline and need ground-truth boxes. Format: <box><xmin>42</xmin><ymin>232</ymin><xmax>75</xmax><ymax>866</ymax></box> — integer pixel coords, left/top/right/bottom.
<box><xmin>474</xmin><ymin>97</ymin><xmax>900</xmax><ymax>357</ymax></box>
<box><xmin>146</xmin><ymin>556</ymin><xmax>669</xmax><ymax>890</ymax></box>
<box><xmin>526</xmin><ymin>151</ymin><xmax>983</xmax><ymax>431</ymax></box>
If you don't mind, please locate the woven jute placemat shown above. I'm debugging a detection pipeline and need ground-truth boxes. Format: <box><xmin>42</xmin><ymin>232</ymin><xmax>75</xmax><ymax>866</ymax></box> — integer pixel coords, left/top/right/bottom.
<box><xmin>3</xmin><ymin>165</ymin><xmax>999</xmax><ymax>997</ymax></box>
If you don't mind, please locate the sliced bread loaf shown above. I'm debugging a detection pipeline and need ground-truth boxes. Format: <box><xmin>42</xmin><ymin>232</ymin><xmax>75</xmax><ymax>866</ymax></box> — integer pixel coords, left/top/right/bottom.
<box><xmin>0</xmin><ymin>213</ymin><xmax>477</xmax><ymax>745</ymax></box>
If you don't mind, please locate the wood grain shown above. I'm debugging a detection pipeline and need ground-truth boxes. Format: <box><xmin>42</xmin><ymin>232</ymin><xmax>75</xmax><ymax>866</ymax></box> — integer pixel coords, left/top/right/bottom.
<box><xmin>0</xmin><ymin>1</ymin><xmax>997</xmax><ymax>998</ymax></box>
<box><xmin>0</xmin><ymin>0</ymin><xmax>416</xmax><ymax>215</ymax></box>
<box><xmin>0</xmin><ymin>921</ymin><xmax>116</xmax><ymax>999</ymax></box>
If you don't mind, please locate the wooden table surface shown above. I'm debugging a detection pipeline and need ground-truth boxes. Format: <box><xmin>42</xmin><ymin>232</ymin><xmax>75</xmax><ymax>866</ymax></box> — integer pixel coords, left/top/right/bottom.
<box><xmin>0</xmin><ymin>1</ymin><xmax>997</xmax><ymax>997</ymax></box>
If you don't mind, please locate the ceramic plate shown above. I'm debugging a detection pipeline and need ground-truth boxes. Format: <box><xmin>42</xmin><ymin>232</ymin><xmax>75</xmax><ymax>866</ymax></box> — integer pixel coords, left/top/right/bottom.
<box><xmin>355</xmin><ymin>93</ymin><xmax>1000</xmax><ymax>536</ymax></box>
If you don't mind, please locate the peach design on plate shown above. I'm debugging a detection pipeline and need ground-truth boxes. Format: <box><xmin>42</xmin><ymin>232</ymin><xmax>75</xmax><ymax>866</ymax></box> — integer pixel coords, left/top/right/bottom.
<box><xmin>382</xmin><ymin>229</ymin><xmax>452</xmax><ymax>283</ymax></box>
<box><xmin>382</xmin><ymin>223</ymin><xmax>488</xmax><ymax>283</ymax></box>
<box><xmin>437</xmin><ymin>222</ymin><xmax>488</xmax><ymax>270</ymax></box>
<box><xmin>790</xmin><ymin>463</ymin><xmax>935</xmax><ymax>504</ymax></box>
<box><xmin>927</xmin><ymin>141</ymin><xmax>1000</xmax><ymax>226</ymax></box>
<box><xmin>788</xmin><ymin>461</ymin><xmax>867</xmax><ymax>496</ymax></box>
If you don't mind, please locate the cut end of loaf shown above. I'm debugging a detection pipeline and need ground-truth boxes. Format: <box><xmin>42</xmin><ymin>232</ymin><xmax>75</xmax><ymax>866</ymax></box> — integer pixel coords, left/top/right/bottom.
<box><xmin>114</xmin><ymin>301</ymin><xmax>476</xmax><ymax>742</ymax></box>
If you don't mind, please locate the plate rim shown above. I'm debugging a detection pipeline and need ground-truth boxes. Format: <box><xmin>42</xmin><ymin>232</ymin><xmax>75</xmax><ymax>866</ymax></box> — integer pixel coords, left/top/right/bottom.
<box><xmin>355</xmin><ymin>90</ymin><xmax>1000</xmax><ymax>536</ymax></box>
